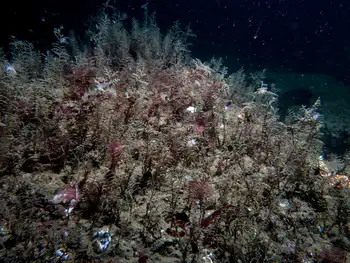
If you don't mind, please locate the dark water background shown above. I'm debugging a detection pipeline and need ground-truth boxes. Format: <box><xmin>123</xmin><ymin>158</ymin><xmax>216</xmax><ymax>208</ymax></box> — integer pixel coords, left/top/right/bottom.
<box><xmin>1</xmin><ymin>0</ymin><xmax>349</xmax><ymax>85</ymax></box>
